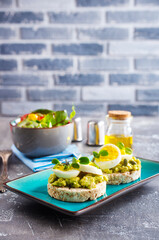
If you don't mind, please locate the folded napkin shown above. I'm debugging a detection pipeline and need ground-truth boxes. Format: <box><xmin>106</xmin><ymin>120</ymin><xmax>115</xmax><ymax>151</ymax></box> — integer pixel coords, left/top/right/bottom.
<box><xmin>12</xmin><ymin>144</ymin><xmax>80</xmax><ymax>172</ymax></box>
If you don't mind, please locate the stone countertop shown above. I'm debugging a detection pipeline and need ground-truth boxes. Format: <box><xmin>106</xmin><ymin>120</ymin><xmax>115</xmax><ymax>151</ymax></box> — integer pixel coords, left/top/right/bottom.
<box><xmin>0</xmin><ymin>117</ymin><xmax>159</xmax><ymax>240</ymax></box>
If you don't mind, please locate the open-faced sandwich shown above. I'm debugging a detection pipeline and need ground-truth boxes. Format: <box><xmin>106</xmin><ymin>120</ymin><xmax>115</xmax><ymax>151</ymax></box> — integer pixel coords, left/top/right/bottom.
<box><xmin>92</xmin><ymin>143</ymin><xmax>141</xmax><ymax>185</ymax></box>
<box><xmin>48</xmin><ymin>157</ymin><xmax>108</xmax><ymax>202</ymax></box>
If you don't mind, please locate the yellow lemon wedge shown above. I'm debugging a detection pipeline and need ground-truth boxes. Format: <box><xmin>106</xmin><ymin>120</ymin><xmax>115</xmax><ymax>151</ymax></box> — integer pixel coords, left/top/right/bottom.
<box><xmin>94</xmin><ymin>144</ymin><xmax>121</xmax><ymax>170</ymax></box>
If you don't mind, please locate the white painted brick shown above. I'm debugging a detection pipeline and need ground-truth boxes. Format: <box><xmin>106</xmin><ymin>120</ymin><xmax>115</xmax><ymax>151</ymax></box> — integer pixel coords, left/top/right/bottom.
<box><xmin>2</xmin><ymin>102</ymin><xmax>53</xmax><ymax>116</ymax></box>
<box><xmin>0</xmin><ymin>1</ymin><xmax>159</xmax><ymax>118</ymax></box>
<box><xmin>18</xmin><ymin>0</ymin><xmax>75</xmax><ymax>10</ymax></box>
<box><xmin>79</xmin><ymin>58</ymin><xmax>129</xmax><ymax>71</ymax></box>
<box><xmin>109</xmin><ymin>42</ymin><xmax>159</xmax><ymax>55</ymax></box>
<box><xmin>82</xmin><ymin>87</ymin><xmax>134</xmax><ymax>102</ymax></box>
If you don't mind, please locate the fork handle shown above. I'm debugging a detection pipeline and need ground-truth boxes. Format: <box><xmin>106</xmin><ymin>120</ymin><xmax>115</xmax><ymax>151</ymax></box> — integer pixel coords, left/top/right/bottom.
<box><xmin>1</xmin><ymin>153</ymin><xmax>10</xmax><ymax>180</ymax></box>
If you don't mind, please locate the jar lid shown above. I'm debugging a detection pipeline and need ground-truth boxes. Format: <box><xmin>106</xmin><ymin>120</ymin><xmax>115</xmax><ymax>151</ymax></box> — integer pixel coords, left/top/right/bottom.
<box><xmin>108</xmin><ymin>110</ymin><xmax>131</xmax><ymax>120</ymax></box>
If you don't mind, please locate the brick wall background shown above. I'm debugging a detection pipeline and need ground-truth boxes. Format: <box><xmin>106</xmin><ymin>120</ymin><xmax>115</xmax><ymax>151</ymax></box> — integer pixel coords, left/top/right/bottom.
<box><xmin>0</xmin><ymin>0</ymin><xmax>159</xmax><ymax>117</ymax></box>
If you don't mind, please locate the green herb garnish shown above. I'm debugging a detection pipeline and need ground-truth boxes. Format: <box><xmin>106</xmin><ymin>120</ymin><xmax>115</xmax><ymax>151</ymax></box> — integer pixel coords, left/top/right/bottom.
<box><xmin>71</xmin><ymin>163</ymin><xmax>80</xmax><ymax>169</ymax></box>
<box><xmin>72</xmin><ymin>157</ymin><xmax>78</xmax><ymax>163</ymax></box>
<box><xmin>64</xmin><ymin>164</ymin><xmax>70</xmax><ymax>170</ymax></box>
<box><xmin>99</xmin><ymin>150</ymin><xmax>108</xmax><ymax>157</ymax></box>
<box><xmin>93</xmin><ymin>151</ymin><xmax>100</xmax><ymax>158</ymax></box>
<box><xmin>52</xmin><ymin>158</ymin><xmax>60</xmax><ymax>164</ymax></box>
<box><xmin>125</xmin><ymin>147</ymin><xmax>133</xmax><ymax>155</ymax></box>
<box><xmin>117</xmin><ymin>142</ymin><xmax>125</xmax><ymax>150</ymax></box>
<box><xmin>79</xmin><ymin>157</ymin><xmax>90</xmax><ymax>165</ymax></box>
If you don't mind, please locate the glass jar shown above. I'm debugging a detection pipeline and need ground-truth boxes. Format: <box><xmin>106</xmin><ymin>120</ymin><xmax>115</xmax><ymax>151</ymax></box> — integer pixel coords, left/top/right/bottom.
<box><xmin>105</xmin><ymin>111</ymin><xmax>133</xmax><ymax>148</ymax></box>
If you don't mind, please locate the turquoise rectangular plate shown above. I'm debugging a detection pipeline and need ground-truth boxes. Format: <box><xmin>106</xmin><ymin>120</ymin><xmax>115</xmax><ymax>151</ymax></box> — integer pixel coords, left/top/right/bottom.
<box><xmin>4</xmin><ymin>158</ymin><xmax>159</xmax><ymax>216</ymax></box>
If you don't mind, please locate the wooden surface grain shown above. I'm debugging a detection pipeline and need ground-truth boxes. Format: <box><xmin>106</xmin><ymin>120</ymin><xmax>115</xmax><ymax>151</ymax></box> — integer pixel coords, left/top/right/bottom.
<box><xmin>0</xmin><ymin>117</ymin><xmax>159</xmax><ymax>240</ymax></box>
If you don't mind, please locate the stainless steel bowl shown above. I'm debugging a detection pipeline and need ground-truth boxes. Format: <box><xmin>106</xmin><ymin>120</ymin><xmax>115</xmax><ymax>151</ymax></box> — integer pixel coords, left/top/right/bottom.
<box><xmin>10</xmin><ymin>117</ymin><xmax>73</xmax><ymax>157</ymax></box>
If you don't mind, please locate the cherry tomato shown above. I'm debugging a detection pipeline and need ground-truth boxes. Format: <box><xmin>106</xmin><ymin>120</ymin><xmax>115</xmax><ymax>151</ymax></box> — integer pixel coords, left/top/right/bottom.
<box><xmin>21</xmin><ymin>113</ymin><xmax>28</xmax><ymax>122</ymax></box>
<box><xmin>37</xmin><ymin>115</ymin><xmax>44</xmax><ymax>121</ymax></box>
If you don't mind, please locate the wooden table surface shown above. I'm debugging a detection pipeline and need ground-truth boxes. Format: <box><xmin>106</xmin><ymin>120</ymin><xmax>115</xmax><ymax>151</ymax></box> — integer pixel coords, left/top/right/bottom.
<box><xmin>0</xmin><ymin>117</ymin><xmax>159</xmax><ymax>240</ymax></box>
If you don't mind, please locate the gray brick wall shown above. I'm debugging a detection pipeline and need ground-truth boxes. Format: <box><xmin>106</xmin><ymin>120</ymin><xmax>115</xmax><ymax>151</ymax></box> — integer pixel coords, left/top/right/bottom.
<box><xmin>0</xmin><ymin>0</ymin><xmax>159</xmax><ymax>117</ymax></box>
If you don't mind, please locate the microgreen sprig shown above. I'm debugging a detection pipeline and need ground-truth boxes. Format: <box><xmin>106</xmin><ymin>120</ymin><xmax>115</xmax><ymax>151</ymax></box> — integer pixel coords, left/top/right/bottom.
<box><xmin>93</xmin><ymin>149</ymin><xmax>108</xmax><ymax>159</ymax></box>
<box><xmin>125</xmin><ymin>147</ymin><xmax>133</xmax><ymax>155</ymax></box>
<box><xmin>71</xmin><ymin>157</ymin><xmax>80</xmax><ymax>169</ymax></box>
<box><xmin>117</xmin><ymin>142</ymin><xmax>133</xmax><ymax>155</ymax></box>
<box><xmin>79</xmin><ymin>157</ymin><xmax>90</xmax><ymax>165</ymax></box>
<box><xmin>52</xmin><ymin>158</ymin><xmax>60</xmax><ymax>164</ymax></box>
<box><xmin>93</xmin><ymin>151</ymin><xmax>100</xmax><ymax>158</ymax></box>
<box><xmin>99</xmin><ymin>149</ymin><xmax>108</xmax><ymax>157</ymax></box>
<box><xmin>71</xmin><ymin>163</ymin><xmax>80</xmax><ymax>169</ymax></box>
<box><xmin>72</xmin><ymin>157</ymin><xmax>78</xmax><ymax>163</ymax></box>
<box><xmin>117</xmin><ymin>142</ymin><xmax>125</xmax><ymax>150</ymax></box>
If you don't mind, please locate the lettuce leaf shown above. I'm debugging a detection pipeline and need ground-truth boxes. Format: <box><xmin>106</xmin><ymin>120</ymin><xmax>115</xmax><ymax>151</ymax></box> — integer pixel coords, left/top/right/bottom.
<box><xmin>55</xmin><ymin>110</ymin><xmax>68</xmax><ymax>124</ymax></box>
<box><xmin>19</xmin><ymin>106</ymin><xmax>76</xmax><ymax>128</ymax></box>
<box><xmin>32</xmin><ymin>109</ymin><xmax>54</xmax><ymax>115</ymax></box>
<box><xmin>40</xmin><ymin>112</ymin><xmax>56</xmax><ymax>128</ymax></box>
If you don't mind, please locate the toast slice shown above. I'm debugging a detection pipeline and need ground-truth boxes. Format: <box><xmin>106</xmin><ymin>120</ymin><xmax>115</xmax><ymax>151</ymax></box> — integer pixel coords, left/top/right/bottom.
<box><xmin>104</xmin><ymin>169</ymin><xmax>141</xmax><ymax>185</ymax></box>
<box><xmin>48</xmin><ymin>181</ymin><xmax>106</xmax><ymax>202</ymax></box>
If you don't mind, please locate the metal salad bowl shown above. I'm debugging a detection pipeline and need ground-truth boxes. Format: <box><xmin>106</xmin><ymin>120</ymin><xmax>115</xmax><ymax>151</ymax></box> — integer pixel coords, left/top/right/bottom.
<box><xmin>10</xmin><ymin>117</ymin><xmax>73</xmax><ymax>158</ymax></box>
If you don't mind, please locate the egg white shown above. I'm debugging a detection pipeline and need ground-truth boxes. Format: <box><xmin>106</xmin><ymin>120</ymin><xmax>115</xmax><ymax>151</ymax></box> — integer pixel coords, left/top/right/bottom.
<box><xmin>122</xmin><ymin>154</ymin><xmax>133</xmax><ymax>161</ymax></box>
<box><xmin>53</xmin><ymin>169</ymin><xmax>80</xmax><ymax>179</ymax></box>
<box><xmin>95</xmin><ymin>144</ymin><xmax>122</xmax><ymax>170</ymax></box>
<box><xmin>79</xmin><ymin>164</ymin><xmax>103</xmax><ymax>175</ymax></box>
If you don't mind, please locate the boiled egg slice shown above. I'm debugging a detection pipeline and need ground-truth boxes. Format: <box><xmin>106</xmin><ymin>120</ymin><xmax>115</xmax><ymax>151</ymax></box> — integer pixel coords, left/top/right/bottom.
<box><xmin>53</xmin><ymin>169</ymin><xmax>80</xmax><ymax>179</ymax></box>
<box><xmin>79</xmin><ymin>164</ymin><xmax>103</xmax><ymax>175</ymax></box>
<box><xmin>122</xmin><ymin>154</ymin><xmax>133</xmax><ymax>161</ymax></box>
<box><xmin>95</xmin><ymin>144</ymin><xmax>121</xmax><ymax>170</ymax></box>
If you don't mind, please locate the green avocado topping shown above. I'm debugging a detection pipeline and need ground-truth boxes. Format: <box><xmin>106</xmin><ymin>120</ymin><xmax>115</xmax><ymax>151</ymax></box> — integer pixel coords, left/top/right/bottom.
<box><xmin>103</xmin><ymin>157</ymin><xmax>141</xmax><ymax>174</ymax></box>
<box><xmin>48</xmin><ymin>173</ymin><xmax>107</xmax><ymax>189</ymax></box>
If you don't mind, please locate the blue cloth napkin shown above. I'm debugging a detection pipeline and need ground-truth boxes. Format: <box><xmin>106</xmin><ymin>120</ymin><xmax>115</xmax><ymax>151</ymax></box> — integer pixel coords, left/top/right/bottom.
<box><xmin>12</xmin><ymin>144</ymin><xmax>80</xmax><ymax>172</ymax></box>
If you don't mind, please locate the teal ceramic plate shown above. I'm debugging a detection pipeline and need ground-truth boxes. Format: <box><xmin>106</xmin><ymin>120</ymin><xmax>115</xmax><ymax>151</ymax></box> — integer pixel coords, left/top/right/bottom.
<box><xmin>4</xmin><ymin>157</ymin><xmax>159</xmax><ymax>216</ymax></box>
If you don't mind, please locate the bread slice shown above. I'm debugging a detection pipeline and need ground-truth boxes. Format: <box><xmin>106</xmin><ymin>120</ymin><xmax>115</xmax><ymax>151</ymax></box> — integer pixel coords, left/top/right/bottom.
<box><xmin>104</xmin><ymin>169</ymin><xmax>141</xmax><ymax>185</ymax></box>
<box><xmin>48</xmin><ymin>181</ymin><xmax>106</xmax><ymax>202</ymax></box>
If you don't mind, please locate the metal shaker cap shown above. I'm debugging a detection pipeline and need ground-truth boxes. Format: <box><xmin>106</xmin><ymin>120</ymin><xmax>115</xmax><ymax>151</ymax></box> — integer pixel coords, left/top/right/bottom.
<box><xmin>87</xmin><ymin>120</ymin><xmax>105</xmax><ymax>146</ymax></box>
<box><xmin>73</xmin><ymin>117</ymin><xmax>82</xmax><ymax>142</ymax></box>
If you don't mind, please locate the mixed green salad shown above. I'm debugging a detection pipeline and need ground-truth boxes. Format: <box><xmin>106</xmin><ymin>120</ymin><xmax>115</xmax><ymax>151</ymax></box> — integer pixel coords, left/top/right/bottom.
<box><xmin>17</xmin><ymin>106</ymin><xmax>76</xmax><ymax>128</ymax></box>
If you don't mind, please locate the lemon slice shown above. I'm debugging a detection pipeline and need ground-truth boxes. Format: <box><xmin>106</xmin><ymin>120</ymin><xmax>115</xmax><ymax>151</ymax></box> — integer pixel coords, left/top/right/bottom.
<box><xmin>94</xmin><ymin>144</ymin><xmax>121</xmax><ymax>170</ymax></box>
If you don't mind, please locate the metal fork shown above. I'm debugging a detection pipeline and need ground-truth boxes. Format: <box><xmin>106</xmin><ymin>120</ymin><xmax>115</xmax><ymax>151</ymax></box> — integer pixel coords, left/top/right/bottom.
<box><xmin>0</xmin><ymin>150</ymin><xmax>12</xmax><ymax>193</ymax></box>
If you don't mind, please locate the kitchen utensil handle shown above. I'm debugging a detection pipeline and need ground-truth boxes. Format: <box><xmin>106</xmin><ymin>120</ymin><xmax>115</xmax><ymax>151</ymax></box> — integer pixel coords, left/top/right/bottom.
<box><xmin>0</xmin><ymin>151</ymin><xmax>12</xmax><ymax>180</ymax></box>
<box><xmin>1</xmin><ymin>153</ymin><xmax>10</xmax><ymax>180</ymax></box>
<box><xmin>0</xmin><ymin>151</ymin><xmax>11</xmax><ymax>193</ymax></box>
